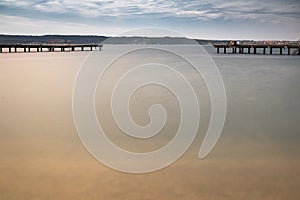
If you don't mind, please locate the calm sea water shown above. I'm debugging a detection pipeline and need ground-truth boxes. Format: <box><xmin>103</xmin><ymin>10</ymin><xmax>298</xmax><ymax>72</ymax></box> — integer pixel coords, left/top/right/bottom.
<box><xmin>0</xmin><ymin>45</ymin><xmax>299</xmax><ymax>199</ymax></box>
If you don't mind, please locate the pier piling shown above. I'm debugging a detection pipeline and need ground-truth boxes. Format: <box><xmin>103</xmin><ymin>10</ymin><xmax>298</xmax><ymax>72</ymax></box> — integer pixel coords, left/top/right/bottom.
<box><xmin>214</xmin><ymin>44</ymin><xmax>299</xmax><ymax>55</ymax></box>
<box><xmin>0</xmin><ymin>44</ymin><xmax>103</xmax><ymax>53</ymax></box>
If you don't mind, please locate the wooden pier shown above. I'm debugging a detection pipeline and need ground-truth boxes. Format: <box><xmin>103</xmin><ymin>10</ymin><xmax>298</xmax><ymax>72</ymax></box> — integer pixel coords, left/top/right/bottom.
<box><xmin>213</xmin><ymin>44</ymin><xmax>300</xmax><ymax>55</ymax></box>
<box><xmin>0</xmin><ymin>44</ymin><xmax>103</xmax><ymax>53</ymax></box>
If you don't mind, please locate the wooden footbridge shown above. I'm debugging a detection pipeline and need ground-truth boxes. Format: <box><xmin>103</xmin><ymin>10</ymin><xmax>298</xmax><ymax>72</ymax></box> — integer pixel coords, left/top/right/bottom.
<box><xmin>213</xmin><ymin>44</ymin><xmax>300</xmax><ymax>55</ymax></box>
<box><xmin>0</xmin><ymin>44</ymin><xmax>103</xmax><ymax>53</ymax></box>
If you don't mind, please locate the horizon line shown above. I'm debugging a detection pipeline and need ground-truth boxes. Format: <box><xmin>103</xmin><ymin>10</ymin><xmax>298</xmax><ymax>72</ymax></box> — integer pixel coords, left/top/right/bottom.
<box><xmin>1</xmin><ymin>34</ymin><xmax>299</xmax><ymax>42</ymax></box>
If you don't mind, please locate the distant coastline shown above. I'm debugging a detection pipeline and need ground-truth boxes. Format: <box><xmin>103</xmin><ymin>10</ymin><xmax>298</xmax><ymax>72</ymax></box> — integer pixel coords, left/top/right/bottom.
<box><xmin>0</xmin><ymin>34</ymin><xmax>299</xmax><ymax>46</ymax></box>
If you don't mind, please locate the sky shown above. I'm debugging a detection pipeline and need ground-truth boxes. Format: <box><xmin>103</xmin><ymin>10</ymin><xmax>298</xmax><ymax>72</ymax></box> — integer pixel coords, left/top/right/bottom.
<box><xmin>0</xmin><ymin>0</ymin><xmax>299</xmax><ymax>40</ymax></box>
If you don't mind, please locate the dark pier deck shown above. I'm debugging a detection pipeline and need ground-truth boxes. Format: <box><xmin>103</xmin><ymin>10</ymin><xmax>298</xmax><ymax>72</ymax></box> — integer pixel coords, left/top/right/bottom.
<box><xmin>213</xmin><ymin>44</ymin><xmax>300</xmax><ymax>55</ymax></box>
<box><xmin>0</xmin><ymin>44</ymin><xmax>103</xmax><ymax>53</ymax></box>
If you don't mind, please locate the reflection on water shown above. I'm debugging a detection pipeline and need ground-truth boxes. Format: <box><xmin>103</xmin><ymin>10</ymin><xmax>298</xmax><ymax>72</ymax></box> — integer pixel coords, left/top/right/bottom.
<box><xmin>0</xmin><ymin>46</ymin><xmax>300</xmax><ymax>199</ymax></box>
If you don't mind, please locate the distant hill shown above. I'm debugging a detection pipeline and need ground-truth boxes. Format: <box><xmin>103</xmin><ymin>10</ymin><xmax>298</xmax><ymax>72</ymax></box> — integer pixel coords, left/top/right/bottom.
<box><xmin>0</xmin><ymin>35</ymin><xmax>108</xmax><ymax>44</ymax></box>
<box><xmin>103</xmin><ymin>36</ymin><xmax>199</xmax><ymax>44</ymax></box>
<box><xmin>0</xmin><ymin>34</ymin><xmax>224</xmax><ymax>45</ymax></box>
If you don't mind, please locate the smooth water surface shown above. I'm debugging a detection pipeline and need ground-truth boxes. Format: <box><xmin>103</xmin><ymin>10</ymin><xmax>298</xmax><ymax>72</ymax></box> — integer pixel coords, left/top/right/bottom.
<box><xmin>0</xmin><ymin>46</ymin><xmax>299</xmax><ymax>199</ymax></box>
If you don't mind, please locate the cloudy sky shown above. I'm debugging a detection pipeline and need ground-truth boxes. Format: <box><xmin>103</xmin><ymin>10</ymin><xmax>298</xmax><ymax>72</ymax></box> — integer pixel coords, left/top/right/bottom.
<box><xmin>0</xmin><ymin>0</ymin><xmax>299</xmax><ymax>40</ymax></box>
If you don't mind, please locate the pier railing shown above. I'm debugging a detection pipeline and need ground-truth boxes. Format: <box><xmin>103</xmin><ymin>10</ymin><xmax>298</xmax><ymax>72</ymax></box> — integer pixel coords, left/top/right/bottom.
<box><xmin>213</xmin><ymin>44</ymin><xmax>300</xmax><ymax>55</ymax></box>
<box><xmin>0</xmin><ymin>44</ymin><xmax>103</xmax><ymax>53</ymax></box>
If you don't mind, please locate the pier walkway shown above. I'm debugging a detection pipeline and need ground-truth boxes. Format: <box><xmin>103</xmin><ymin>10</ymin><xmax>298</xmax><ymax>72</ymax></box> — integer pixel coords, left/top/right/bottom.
<box><xmin>0</xmin><ymin>44</ymin><xmax>103</xmax><ymax>53</ymax></box>
<box><xmin>213</xmin><ymin>44</ymin><xmax>300</xmax><ymax>55</ymax></box>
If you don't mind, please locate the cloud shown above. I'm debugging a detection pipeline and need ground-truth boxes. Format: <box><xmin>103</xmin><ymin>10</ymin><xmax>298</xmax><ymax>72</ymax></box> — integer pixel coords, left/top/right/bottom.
<box><xmin>174</xmin><ymin>0</ymin><xmax>300</xmax><ymax>24</ymax></box>
<box><xmin>0</xmin><ymin>0</ymin><xmax>299</xmax><ymax>39</ymax></box>
<box><xmin>1</xmin><ymin>0</ymin><xmax>299</xmax><ymax>23</ymax></box>
<box><xmin>0</xmin><ymin>14</ymin><xmax>129</xmax><ymax>35</ymax></box>
<box><xmin>0</xmin><ymin>0</ymin><xmax>179</xmax><ymax>17</ymax></box>
<box><xmin>175</xmin><ymin>10</ymin><xmax>223</xmax><ymax>20</ymax></box>
<box><xmin>210</xmin><ymin>0</ymin><xmax>300</xmax><ymax>23</ymax></box>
